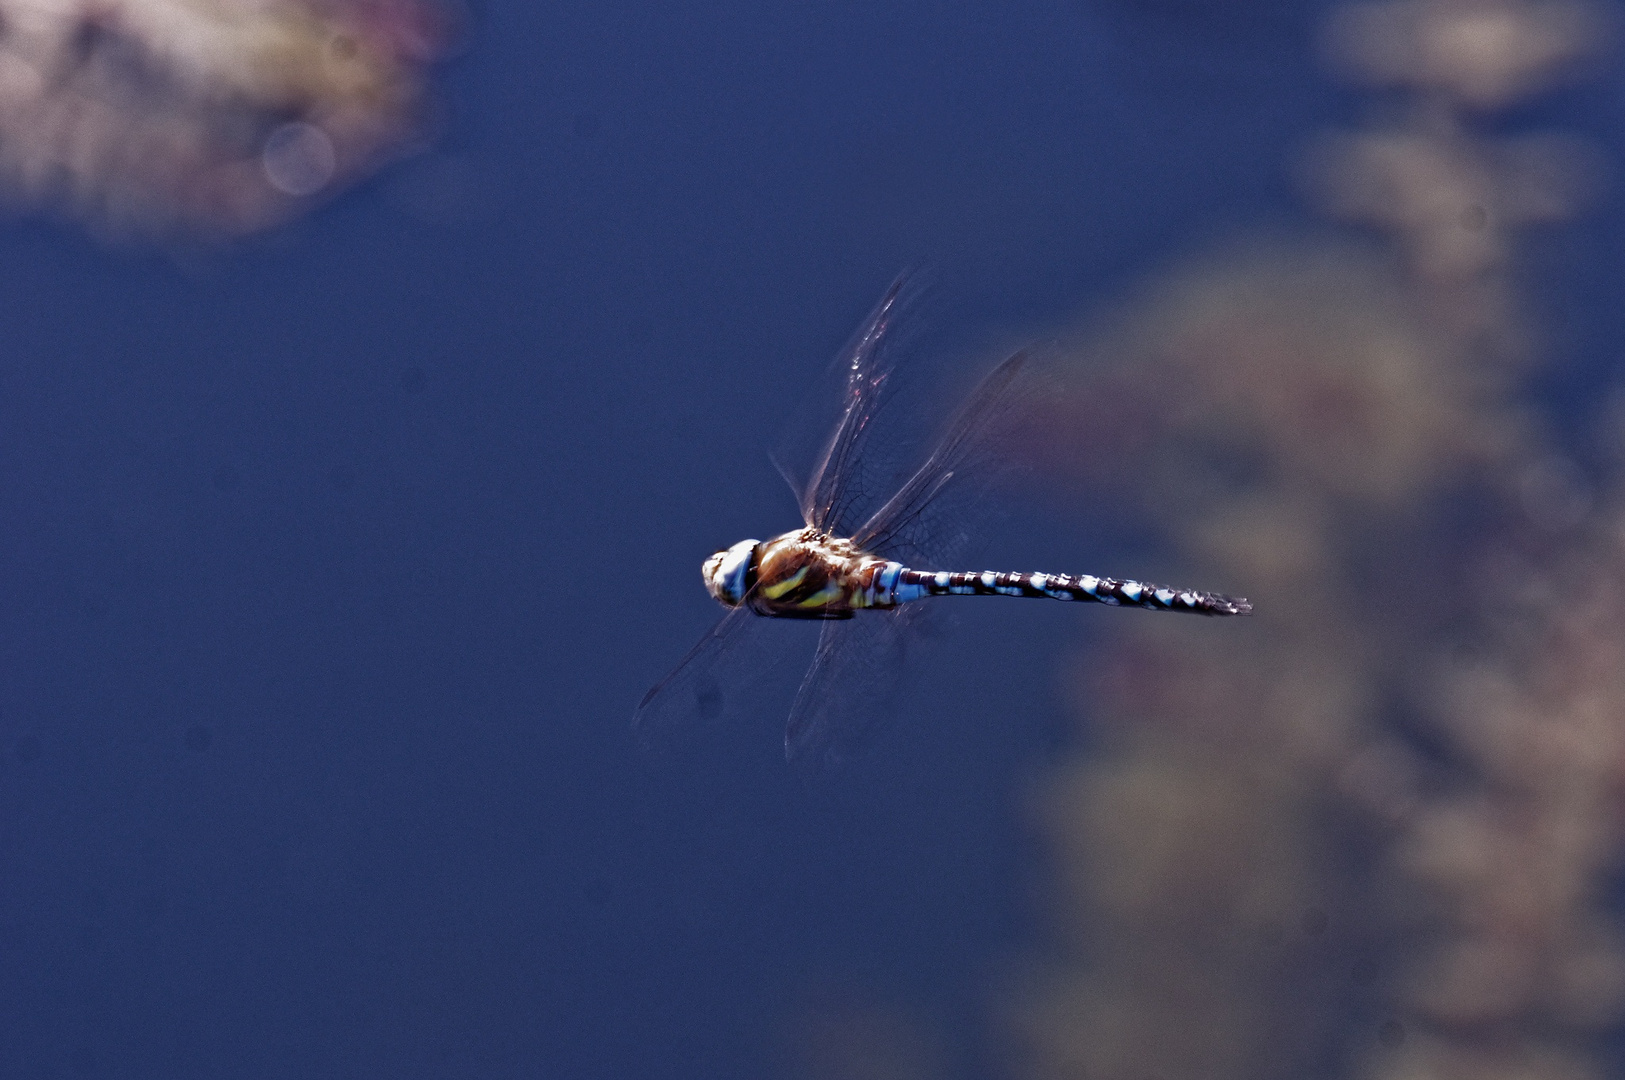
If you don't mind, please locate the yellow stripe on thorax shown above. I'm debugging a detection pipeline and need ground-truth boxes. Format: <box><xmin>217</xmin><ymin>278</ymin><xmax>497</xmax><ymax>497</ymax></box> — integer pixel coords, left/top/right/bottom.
<box><xmin>758</xmin><ymin>565</ymin><xmax>809</xmax><ymax>600</ymax></box>
<box><xmin>792</xmin><ymin>584</ymin><xmax>844</xmax><ymax>609</ymax></box>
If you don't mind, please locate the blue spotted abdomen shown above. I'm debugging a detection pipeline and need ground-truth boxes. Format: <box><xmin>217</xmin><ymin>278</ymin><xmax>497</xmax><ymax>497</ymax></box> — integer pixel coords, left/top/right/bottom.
<box><xmin>887</xmin><ymin>567</ymin><xmax>1250</xmax><ymax>616</ymax></box>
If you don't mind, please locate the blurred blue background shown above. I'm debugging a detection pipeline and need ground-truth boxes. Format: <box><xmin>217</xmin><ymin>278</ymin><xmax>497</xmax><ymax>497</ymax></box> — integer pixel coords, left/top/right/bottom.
<box><xmin>2</xmin><ymin>2</ymin><xmax>1623</xmax><ymax>1078</ymax></box>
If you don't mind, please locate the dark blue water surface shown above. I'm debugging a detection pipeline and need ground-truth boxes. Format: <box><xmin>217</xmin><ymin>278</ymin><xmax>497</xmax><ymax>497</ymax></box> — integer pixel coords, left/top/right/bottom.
<box><xmin>2</xmin><ymin>3</ymin><xmax>1621</xmax><ymax>1078</ymax></box>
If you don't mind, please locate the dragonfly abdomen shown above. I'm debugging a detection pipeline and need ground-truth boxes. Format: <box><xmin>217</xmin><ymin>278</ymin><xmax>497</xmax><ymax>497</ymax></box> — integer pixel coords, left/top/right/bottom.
<box><xmin>891</xmin><ymin>567</ymin><xmax>1251</xmax><ymax>616</ymax></box>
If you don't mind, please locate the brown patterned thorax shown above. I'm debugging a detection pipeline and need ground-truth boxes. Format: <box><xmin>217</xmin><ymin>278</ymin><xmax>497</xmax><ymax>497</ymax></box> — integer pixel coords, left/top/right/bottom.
<box><xmin>747</xmin><ymin>530</ymin><xmax>888</xmax><ymax>618</ymax></box>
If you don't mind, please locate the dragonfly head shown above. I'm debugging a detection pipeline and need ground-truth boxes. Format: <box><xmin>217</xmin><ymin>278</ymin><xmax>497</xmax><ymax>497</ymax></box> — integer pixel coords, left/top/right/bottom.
<box><xmin>703</xmin><ymin>538</ymin><xmax>759</xmax><ymax>606</ymax></box>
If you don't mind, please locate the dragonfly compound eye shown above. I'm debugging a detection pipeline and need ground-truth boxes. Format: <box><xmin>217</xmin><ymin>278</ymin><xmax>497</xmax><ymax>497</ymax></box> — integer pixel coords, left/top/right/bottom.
<box><xmin>703</xmin><ymin>539</ymin><xmax>759</xmax><ymax>606</ymax></box>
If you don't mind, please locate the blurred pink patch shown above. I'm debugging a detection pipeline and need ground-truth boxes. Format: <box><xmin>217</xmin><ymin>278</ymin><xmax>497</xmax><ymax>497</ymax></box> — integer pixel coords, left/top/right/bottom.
<box><xmin>0</xmin><ymin>0</ymin><xmax>454</xmax><ymax>237</ymax></box>
<box><xmin>337</xmin><ymin>0</ymin><xmax>459</xmax><ymax>62</ymax></box>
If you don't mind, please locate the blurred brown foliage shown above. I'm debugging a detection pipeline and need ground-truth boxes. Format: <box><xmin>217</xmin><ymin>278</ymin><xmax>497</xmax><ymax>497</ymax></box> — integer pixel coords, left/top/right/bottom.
<box><xmin>0</xmin><ymin>0</ymin><xmax>452</xmax><ymax>237</ymax></box>
<box><xmin>1005</xmin><ymin>3</ymin><xmax>1625</xmax><ymax>1080</ymax></box>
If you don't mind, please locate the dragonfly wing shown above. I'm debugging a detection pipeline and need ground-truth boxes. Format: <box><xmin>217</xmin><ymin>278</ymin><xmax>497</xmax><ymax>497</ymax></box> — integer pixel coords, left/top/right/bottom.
<box><xmin>783</xmin><ymin>608</ymin><xmax>921</xmax><ymax>766</ymax></box>
<box><xmin>851</xmin><ymin>347</ymin><xmax>1030</xmax><ymax>564</ymax></box>
<box><xmin>635</xmin><ymin>604</ymin><xmax>811</xmax><ymax>747</ymax></box>
<box><xmin>775</xmin><ymin>277</ymin><xmax>912</xmax><ymax>534</ymax></box>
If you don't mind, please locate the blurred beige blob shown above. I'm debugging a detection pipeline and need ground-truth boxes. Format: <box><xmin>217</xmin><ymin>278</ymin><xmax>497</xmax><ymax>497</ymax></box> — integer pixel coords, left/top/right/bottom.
<box><xmin>1311</xmin><ymin>0</ymin><xmax>1608</xmax><ymax>356</ymax></box>
<box><xmin>0</xmin><ymin>0</ymin><xmax>450</xmax><ymax>236</ymax></box>
<box><xmin>1325</xmin><ymin>0</ymin><xmax>1614</xmax><ymax>106</ymax></box>
<box><xmin>1307</xmin><ymin>128</ymin><xmax>1600</xmax><ymax>279</ymax></box>
<box><xmin>997</xmin><ymin>4</ymin><xmax>1625</xmax><ymax>1080</ymax></box>
<box><xmin>1006</xmin><ymin>244</ymin><xmax>1483</xmax><ymax>1080</ymax></box>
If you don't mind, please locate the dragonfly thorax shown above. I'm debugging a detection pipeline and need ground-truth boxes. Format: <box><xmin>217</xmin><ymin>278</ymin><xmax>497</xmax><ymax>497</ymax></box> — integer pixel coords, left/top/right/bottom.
<box><xmin>704</xmin><ymin>529</ymin><xmax>901</xmax><ymax>619</ymax></box>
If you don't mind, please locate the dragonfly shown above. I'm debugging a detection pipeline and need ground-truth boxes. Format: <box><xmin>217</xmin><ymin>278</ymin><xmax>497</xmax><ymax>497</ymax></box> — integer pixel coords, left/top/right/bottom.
<box><xmin>637</xmin><ymin>279</ymin><xmax>1251</xmax><ymax>763</ymax></box>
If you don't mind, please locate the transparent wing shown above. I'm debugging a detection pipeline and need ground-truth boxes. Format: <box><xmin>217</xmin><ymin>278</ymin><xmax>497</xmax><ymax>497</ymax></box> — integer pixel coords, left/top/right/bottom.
<box><xmin>773</xmin><ymin>277</ymin><xmax>914</xmax><ymax>535</ymax></box>
<box><xmin>634</xmin><ymin>604</ymin><xmax>813</xmax><ymax>748</ymax></box>
<box><xmin>782</xmin><ymin>606</ymin><xmax>927</xmax><ymax>766</ymax></box>
<box><xmin>851</xmin><ymin>347</ymin><xmax>1031</xmax><ymax>566</ymax></box>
